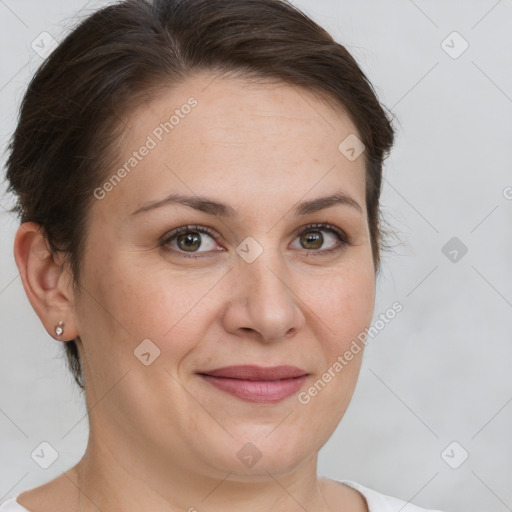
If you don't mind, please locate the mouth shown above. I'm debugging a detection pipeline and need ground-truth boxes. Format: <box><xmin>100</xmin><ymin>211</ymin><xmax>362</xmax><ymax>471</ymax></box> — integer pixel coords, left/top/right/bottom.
<box><xmin>196</xmin><ymin>365</ymin><xmax>309</xmax><ymax>403</ymax></box>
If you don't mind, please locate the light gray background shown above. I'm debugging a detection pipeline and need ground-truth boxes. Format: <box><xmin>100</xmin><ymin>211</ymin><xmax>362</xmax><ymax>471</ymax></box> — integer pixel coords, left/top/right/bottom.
<box><xmin>1</xmin><ymin>1</ymin><xmax>511</xmax><ymax>511</ymax></box>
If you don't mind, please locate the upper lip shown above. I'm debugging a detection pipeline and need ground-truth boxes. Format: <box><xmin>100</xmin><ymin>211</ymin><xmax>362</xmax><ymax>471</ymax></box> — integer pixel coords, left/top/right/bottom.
<box><xmin>197</xmin><ymin>365</ymin><xmax>308</xmax><ymax>381</ymax></box>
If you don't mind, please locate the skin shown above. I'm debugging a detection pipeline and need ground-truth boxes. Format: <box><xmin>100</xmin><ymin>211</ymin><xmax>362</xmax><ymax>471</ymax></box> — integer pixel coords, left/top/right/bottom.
<box><xmin>13</xmin><ymin>72</ymin><xmax>374</xmax><ymax>512</ymax></box>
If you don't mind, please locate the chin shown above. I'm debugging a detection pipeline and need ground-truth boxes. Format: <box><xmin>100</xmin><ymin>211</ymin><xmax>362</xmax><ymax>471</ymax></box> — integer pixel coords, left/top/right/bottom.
<box><xmin>199</xmin><ymin>424</ymin><xmax>317</xmax><ymax>479</ymax></box>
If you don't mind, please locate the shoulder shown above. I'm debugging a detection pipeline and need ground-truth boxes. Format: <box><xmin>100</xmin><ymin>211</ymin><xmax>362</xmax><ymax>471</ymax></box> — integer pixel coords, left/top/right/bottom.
<box><xmin>339</xmin><ymin>480</ymin><xmax>446</xmax><ymax>512</ymax></box>
<box><xmin>0</xmin><ymin>469</ymin><xmax>80</xmax><ymax>511</ymax></box>
<box><xmin>0</xmin><ymin>496</ymin><xmax>31</xmax><ymax>512</ymax></box>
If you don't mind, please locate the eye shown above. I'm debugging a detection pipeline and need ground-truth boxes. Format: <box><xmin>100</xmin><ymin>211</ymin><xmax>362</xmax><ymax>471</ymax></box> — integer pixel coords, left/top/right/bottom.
<box><xmin>290</xmin><ymin>223</ymin><xmax>349</xmax><ymax>255</ymax></box>
<box><xmin>160</xmin><ymin>225</ymin><xmax>223</xmax><ymax>258</ymax></box>
<box><xmin>160</xmin><ymin>222</ymin><xmax>350</xmax><ymax>259</ymax></box>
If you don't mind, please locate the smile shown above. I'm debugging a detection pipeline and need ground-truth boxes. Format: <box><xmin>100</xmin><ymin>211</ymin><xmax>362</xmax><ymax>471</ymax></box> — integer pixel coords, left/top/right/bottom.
<box><xmin>197</xmin><ymin>365</ymin><xmax>309</xmax><ymax>403</ymax></box>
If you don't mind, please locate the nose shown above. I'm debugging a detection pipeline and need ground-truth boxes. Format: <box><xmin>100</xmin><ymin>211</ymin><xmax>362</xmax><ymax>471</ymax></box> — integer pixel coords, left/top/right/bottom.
<box><xmin>221</xmin><ymin>246</ymin><xmax>306</xmax><ymax>343</ymax></box>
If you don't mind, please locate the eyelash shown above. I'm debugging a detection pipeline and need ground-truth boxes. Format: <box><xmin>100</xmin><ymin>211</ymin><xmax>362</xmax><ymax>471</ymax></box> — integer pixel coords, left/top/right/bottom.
<box><xmin>160</xmin><ymin>222</ymin><xmax>350</xmax><ymax>259</ymax></box>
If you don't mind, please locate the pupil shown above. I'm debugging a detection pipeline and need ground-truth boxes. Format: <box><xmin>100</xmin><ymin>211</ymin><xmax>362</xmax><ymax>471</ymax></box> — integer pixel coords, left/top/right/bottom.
<box><xmin>302</xmin><ymin>231</ymin><xmax>323</xmax><ymax>249</ymax></box>
<box><xmin>178</xmin><ymin>232</ymin><xmax>200</xmax><ymax>251</ymax></box>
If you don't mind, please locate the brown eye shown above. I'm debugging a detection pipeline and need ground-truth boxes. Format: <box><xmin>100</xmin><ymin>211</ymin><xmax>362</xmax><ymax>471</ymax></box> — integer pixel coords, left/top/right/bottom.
<box><xmin>161</xmin><ymin>225</ymin><xmax>221</xmax><ymax>258</ymax></box>
<box><xmin>300</xmin><ymin>230</ymin><xmax>323</xmax><ymax>250</ymax></box>
<box><xmin>290</xmin><ymin>223</ymin><xmax>349</xmax><ymax>254</ymax></box>
<box><xmin>176</xmin><ymin>231</ymin><xmax>202</xmax><ymax>252</ymax></box>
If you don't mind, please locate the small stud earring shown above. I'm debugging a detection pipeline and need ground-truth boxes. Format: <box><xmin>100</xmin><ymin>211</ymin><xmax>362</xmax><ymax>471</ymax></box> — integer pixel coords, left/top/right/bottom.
<box><xmin>55</xmin><ymin>321</ymin><xmax>64</xmax><ymax>336</ymax></box>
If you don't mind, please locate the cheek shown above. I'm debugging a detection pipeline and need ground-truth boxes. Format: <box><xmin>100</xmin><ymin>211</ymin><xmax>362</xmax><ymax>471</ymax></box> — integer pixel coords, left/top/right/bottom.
<box><xmin>338</xmin><ymin>270</ymin><xmax>375</xmax><ymax>335</ymax></box>
<box><xmin>297</xmin><ymin>262</ymin><xmax>374</xmax><ymax>419</ymax></box>
<box><xmin>79</xmin><ymin>254</ymin><xmax>221</xmax><ymax>371</ymax></box>
<box><xmin>306</xmin><ymin>260</ymin><xmax>375</xmax><ymax>343</ymax></box>
<box><xmin>74</xmin><ymin>255</ymin><xmax>207</xmax><ymax>426</ymax></box>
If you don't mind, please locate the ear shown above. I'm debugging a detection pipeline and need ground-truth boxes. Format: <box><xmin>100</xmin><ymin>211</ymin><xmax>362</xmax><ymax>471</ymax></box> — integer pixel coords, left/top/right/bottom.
<box><xmin>13</xmin><ymin>222</ymin><xmax>79</xmax><ymax>342</ymax></box>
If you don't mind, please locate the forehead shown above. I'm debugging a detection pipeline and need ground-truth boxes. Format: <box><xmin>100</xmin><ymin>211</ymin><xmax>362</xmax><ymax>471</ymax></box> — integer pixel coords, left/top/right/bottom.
<box><xmin>97</xmin><ymin>72</ymin><xmax>367</xmax><ymax>219</ymax></box>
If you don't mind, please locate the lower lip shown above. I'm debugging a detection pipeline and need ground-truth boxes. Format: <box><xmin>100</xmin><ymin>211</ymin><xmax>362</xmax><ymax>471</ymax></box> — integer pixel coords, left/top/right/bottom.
<box><xmin>199</xmin><ymin>374</ymin><xmax>309</xmax><ymax>403</ymax></box>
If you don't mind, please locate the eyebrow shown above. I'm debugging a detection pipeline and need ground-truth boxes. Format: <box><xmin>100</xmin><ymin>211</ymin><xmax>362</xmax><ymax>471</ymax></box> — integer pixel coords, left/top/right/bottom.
<box><xmin>129</xmin><ymin>191</ymin><xmax>363</xmax><ymax>218</ymax></box>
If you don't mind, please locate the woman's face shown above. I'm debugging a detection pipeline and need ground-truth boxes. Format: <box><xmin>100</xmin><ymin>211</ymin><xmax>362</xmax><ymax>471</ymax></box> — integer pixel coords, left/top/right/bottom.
<box><xmin>73</xmin><ymin>72</ymin><xmax>375</xmax><ymax>480</ymax></box>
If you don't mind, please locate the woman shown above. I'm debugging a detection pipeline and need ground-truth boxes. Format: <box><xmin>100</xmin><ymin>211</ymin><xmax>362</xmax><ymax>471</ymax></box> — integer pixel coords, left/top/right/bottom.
<box><xmin>2</xmin><ymin>0</ymin><xmax>445</xmax><ymax>510</ymax></box>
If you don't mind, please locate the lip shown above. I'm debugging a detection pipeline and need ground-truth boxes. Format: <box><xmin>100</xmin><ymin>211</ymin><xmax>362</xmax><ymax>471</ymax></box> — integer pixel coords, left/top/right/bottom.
<box><xmin>197</xmin><ymin>365</ymin><xmax>309</xmax><ymax>403</ymax></box>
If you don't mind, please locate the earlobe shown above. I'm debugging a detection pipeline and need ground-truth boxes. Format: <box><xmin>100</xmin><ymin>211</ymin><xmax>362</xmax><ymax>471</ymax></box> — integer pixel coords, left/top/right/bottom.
<box><xmin>55</xmin><ymin>320</ymin><xmax>65</xmax><ymax>336</ymax></box>
<box><xmin>13</xmin><ymin>222</ymin><xmax>78</xmax><ymax>341</ymax></box>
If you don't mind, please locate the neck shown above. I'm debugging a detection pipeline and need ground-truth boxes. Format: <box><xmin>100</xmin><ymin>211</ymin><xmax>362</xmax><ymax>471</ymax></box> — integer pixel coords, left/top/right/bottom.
<box><xmin>69</xmin><ymin>430</ymin><xmax>334</xmax><ymax>512</ymax></box>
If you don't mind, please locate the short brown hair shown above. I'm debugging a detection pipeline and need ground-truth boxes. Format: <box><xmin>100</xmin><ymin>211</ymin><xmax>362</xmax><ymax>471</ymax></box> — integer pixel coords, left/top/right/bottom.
<box><xmin>5</xmin><ymin>0</ymin><xmax>396</xmax><ymax>391</ymax></box>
